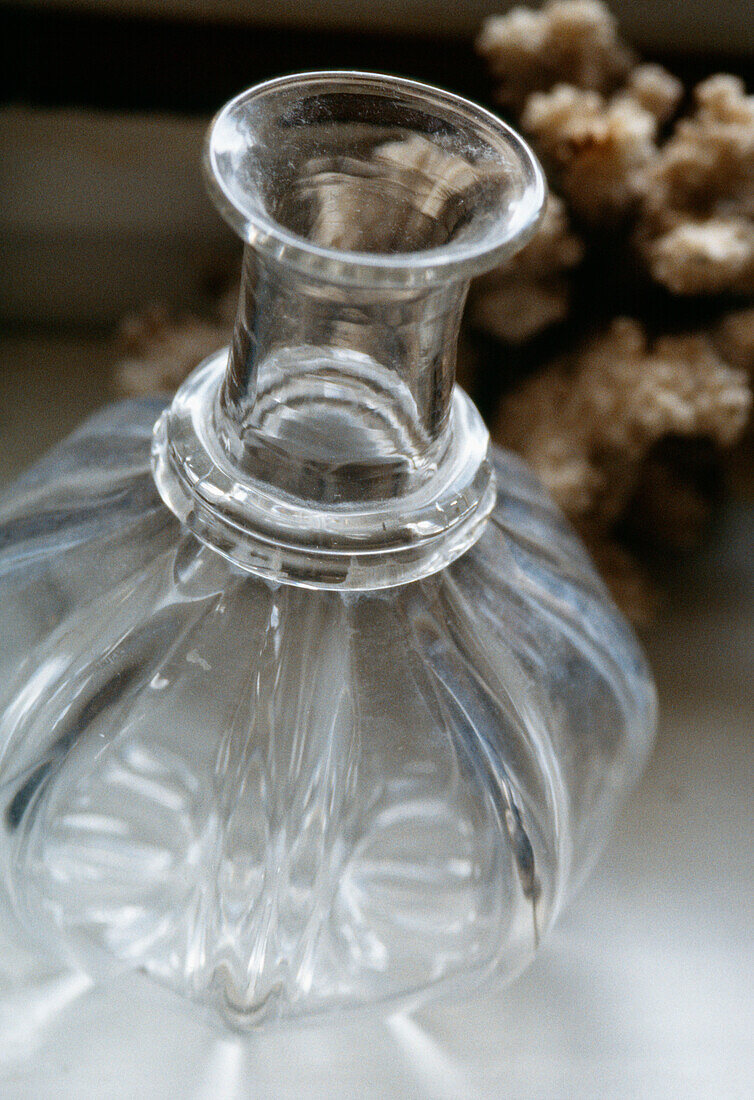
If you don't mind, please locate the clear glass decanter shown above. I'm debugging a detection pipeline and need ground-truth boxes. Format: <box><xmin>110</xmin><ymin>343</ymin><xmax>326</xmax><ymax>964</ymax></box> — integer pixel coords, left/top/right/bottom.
<box><xmin>0</xmin><ymin>73</ymin><xmax>656</xmax><ymax>1029</ymax></box>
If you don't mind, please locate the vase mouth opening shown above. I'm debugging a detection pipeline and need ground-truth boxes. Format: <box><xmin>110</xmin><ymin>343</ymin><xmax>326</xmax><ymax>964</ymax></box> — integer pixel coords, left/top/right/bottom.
<box><xmin>204</xmin><ymin>71</ymin><xmax>546</xmax><ymax>288</ymax></box>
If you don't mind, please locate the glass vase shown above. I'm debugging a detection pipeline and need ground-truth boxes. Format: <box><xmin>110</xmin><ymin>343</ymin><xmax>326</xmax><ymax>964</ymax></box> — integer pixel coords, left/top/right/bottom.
<box><xmin>0</xmin><ymin>72</ymin><xmax>656</xmax><ymax>1029</ymax></box>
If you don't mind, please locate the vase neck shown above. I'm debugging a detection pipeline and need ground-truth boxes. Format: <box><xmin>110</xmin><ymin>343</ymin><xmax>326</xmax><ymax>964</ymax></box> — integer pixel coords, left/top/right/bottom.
<box><xmin>151</xmin><ymin>72</ymin><xmax>546</xmax><ymax>589</ymax></box>
<box><xmin>218</xmin><ymin>247</ymin><xmax>468</xmax><ymax>504</ymax></box>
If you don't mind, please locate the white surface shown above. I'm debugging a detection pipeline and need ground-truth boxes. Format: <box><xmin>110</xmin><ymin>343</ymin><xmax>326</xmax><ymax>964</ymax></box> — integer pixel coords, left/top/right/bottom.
<box><xmin>0</xmin><ymin>339</ymin><xmax>751</xmax><ymax>1097</ymax></box>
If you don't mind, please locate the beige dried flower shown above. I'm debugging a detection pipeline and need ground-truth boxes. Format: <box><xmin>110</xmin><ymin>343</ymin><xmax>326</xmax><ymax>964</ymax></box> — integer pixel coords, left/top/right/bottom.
<box><xmin>619</xmin><ymin>64</ymin><xmax>683</xmax><ymax>126</ymax></box>
<box><xmin>637</xmin><ymin>75</ymin><xmax>754</xmax><ymax>294</ymax></box>
<box><xmin>476</xmin><ymin>0</ymin><xmax>634</xmax><ymax>113</ymax></box>
<box><xmin>469</xmin><ymin>193</ymin><xmax>584</xmax><ymax>343</ymax></box>
<box><xmin>643</xmin><ymin>220</ymin><xmax>754</xmax><ymax>295</ymax></box>
<box><xmin>495</xmin><ymin>318</ymin><xmax>752</xmax><ymax>531</ymax></box>
<box><xmin>115</xmin><ymin>306</ymin><xmax>231</xmax><ymax>397</ymax></box>
<box><xmin>521</xmin><ymin>83</ymin><xmax>660</xmax><ymax>222</ymax></box>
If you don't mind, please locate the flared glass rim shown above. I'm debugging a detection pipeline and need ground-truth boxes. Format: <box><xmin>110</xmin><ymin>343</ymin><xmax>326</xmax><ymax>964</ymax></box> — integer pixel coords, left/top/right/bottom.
<box><xmin>203</xmin><ymin>70</ymin><xmax>547</xmax><ymax>287</ymax></box>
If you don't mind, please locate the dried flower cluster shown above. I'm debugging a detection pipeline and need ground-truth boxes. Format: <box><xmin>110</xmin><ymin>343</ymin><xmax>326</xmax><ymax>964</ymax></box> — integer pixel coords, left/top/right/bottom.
<box><xmin>496</xmin><ymin>318</ymin><xmax>751</xmax><ymax>618</ymax></box>
<box><xmin>521</xmin><ymin>75</ymin><xmax>677</xmax><ymax>224</ymax></box>
<box><xmin>636</xmin><ymin>76</ymin><xmax>754</xmax><ymax>295</ymax></box>
<box><xmin>477</xmin><ymin>2</ymin><xmax>754</xmax><ymax>297</ymax></box>
<box><xmin>497</xmin><ymin>318</ymin><xmax>751</xmax><ymax>523</ymax></box>
<box><xmin>476</xmin><ymin>0</ymin><xmax>634</xmax><ymax>113</ymax></box>
<box><xmin>477</xmin><ymin>3</ymin><xmax>683</xmax><ymax>225</ymax></box>
<box><xmin>474</xmin><ymin>0</ymin><xmax>753</xmax><ymax>616</ymax></box>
